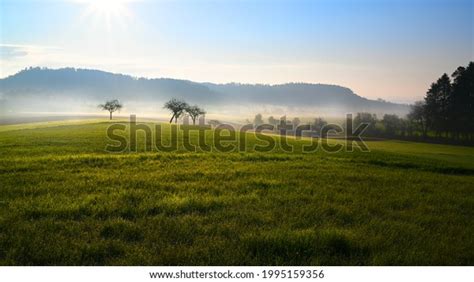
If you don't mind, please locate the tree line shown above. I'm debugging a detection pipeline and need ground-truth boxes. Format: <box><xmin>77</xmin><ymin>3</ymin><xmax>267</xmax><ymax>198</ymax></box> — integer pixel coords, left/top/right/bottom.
<box><xmin>365</xmin><ymin>62</ymin><xmax>473</xmax><ymax>142</ymax></box>
<box><xmin>98</xmin><ymin>62</ymin><xmax>472</xmax><ymax>144</ymax></box>
<box><xmin>251</xmin><ymin>114</ymin><xmax>329</xmax><ymax>134</ymax></box>
<box><xmin>276</xmin><ymin>61</ymin><xmax>472</xmax><ymax>143</ymax></box>
<box><xmin>414</xmin><ymin>62</ymin><xmax>473</xmax><ymax>140</ymax></box>
<box><xmin>249</xmin><ymin>62</ymin><xmax>472</xmax><ymax>145</ymax></box>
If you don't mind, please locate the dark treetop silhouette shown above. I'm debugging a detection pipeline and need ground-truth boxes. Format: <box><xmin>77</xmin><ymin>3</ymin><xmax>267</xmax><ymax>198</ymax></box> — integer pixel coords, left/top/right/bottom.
<box><xmin>410</xmin><ymin>62</ymin><xmax>474</xmax><ymax>141</ymax></box>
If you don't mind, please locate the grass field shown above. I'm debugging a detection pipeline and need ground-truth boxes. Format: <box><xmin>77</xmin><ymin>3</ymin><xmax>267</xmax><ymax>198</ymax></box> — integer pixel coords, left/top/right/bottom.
<box><xmin>0</xmin><ymin>119</ymin><xmax>473</xmax><ymax>265</ymax></box>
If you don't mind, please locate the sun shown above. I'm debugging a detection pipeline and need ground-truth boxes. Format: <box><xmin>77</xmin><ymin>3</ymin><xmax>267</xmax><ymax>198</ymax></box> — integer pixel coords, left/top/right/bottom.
<box><xmin>89</xmin><ymin>0</ymin><xmax>127</xmax><ymax>17</ymax></box>
<box><xmin>78</xmin><ymin>0</ymin><xmax>133</xmax><ymax>30</ymax></box>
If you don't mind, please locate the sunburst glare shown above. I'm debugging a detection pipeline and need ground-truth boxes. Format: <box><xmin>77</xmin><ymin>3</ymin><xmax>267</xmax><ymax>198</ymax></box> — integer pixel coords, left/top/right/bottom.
<box><xmin>78</xmin><ymin>0</ymin><xmax>133</xmax><ymax>30</ymax></box>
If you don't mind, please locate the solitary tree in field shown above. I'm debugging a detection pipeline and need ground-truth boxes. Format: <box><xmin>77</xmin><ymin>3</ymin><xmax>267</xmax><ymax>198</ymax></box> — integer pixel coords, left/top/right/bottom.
<box><xmin>98</xmin><ymin>99</ymin><xmax>123</xmax><ymax>120</ymax></box>
<box><xmin>164</xmin><ymin>98</ymin><xmax>188</xmax><ymax>123</ymax></box>
<box><xmin>186</xmin><ymin>105</ymin><xmax>206</xmax><ymax>125</ymax></box>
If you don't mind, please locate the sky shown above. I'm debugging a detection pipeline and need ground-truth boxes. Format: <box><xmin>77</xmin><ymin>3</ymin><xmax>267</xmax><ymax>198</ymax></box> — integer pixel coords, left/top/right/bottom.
<box><xmin>0</xmin><ymin>0</ymin><xmax>473</xmax><ymax>103</ymax></box>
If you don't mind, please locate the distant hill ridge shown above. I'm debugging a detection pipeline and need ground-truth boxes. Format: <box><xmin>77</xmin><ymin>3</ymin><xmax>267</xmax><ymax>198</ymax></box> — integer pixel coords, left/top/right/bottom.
<box><xmin>0</xmin><ymin>67</ymin><xmax>409</xmax><ymax>116</ymax></box>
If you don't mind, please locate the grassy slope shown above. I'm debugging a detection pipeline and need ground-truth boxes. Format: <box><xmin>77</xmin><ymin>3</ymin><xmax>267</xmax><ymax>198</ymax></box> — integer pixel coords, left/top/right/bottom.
<box><xmin>0</xmin><ymin>120</ymin><xmax>473</xmax><ymax>265</ymax></box>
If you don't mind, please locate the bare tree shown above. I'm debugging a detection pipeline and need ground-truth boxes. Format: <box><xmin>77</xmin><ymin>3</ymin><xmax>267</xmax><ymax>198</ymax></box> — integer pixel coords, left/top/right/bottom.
<box><xmin>164</xmin><ymin>98</ymin><xmax>188</xmax><ymax>123</ymax></box>
<box><xmin>186</xmin><ymin>105</ymin><xmax>206</xmax><ymax>125</ymax></box>
<box><xmin>98</xmin><ymin>99</ymin><xmax>123</xmax><ymax>120</ymax></box>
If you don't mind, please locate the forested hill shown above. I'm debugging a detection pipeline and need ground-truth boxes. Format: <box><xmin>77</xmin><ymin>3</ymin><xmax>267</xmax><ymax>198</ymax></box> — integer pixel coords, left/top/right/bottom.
<box><xmin>0</xmin><ymin>67</ymin><xmax>409</xmax><ymax>116</ymax></box>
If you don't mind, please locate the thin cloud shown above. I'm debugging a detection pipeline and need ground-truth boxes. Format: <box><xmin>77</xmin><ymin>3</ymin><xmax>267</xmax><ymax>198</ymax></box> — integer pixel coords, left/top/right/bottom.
<box><xmin>0</xmin><ymin>46</ymin><xmax>28</xmax><ymax>60</ymax></box>
<box><xmin>0</xmin><ymin>44</ymin><xmax>63</xmax><ymax>77</ymax></box>
<box><xmin>0</xmin><ymin>44</ymin><xmax>62</xmax><ymax>60</ymax></box>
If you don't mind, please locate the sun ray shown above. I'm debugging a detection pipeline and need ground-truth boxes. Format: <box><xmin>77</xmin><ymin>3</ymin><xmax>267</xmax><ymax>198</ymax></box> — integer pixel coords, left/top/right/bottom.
<box><xmin>78</xmin><ymin>0</ymin><xmax>133</xmax><ymax>31</ymax></box>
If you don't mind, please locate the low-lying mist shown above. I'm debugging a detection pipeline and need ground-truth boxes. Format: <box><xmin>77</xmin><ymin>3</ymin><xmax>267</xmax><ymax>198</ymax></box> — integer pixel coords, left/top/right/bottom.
<box><xmin>0</xmin><ymin>67</ymin><xmax>410</xmax><ymax>124</ymax></box>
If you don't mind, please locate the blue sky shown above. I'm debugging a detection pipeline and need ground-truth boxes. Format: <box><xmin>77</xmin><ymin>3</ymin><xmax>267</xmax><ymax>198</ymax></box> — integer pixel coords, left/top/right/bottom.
<box><xmin>1</xmin><ymin>0</ymin><xmax>473</xmax><ymax>102</ymax></box>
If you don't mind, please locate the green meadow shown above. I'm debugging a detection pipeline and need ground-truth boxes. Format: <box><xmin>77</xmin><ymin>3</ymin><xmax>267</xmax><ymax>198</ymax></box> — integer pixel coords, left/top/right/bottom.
<box><xmin>0</xmin><ymin>120</ymin><xmax>473</xmax><ymax>265</ymax></box>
